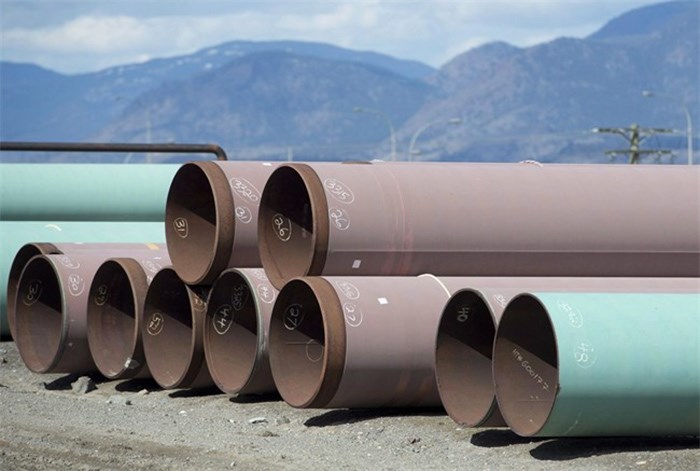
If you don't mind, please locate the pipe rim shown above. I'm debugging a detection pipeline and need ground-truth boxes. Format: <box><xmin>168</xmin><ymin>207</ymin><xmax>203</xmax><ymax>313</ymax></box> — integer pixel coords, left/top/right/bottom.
<box><xmin>436</xmin><ymin>288</ymin><xmax>501</xmax><ymax>427</ymax></box>
<box><xmin>204</xmin><ymin>270</ymin><xmax>262</xmax><ymax>394</ymax></box>
<box><xmin>14</xmin><ymin>255</ymin><xmax>66</xmax><ymax>373</ymax></box>
<box><xmin>142</xmin><ymin>268</ymin><xmax>198</xmax><ymax>389</ymax></box>
<box><xmin>269</xmin><ymin>277</ymin><xmax>345</xmax><ymax>408</ymax></box>
<box><xmin>87</xmin><ymin>259</ymin><xmax>147</xmax><ymax>379</ymax></box>
<box><xmin>493</xmin><ymin>293</ymin><xmax>559</xmax><ymax>437</ymax></box>
<box><xmin>165</xmin><ymin>161</ymin><xmax>235</xmax><ymax>285</ymax></box>
<box><xmin>7</xmin><ymin>243</ymin><xmax>60</xmax><ymax>339</ymax></box>
<box><xmin>258</xmin><ymin>164</ymin><xmax>329</xmax><ymax>289</ymax></box>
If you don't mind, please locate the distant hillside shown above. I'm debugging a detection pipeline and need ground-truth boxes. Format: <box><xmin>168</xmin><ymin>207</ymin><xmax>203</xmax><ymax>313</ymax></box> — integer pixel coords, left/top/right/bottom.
<box><xmin>1</xmin><ymin>1</ymin><xmax>697</xmax><ymax>163</ymax></box>
<box><xmin>94</xmin><ymin>51</ymin><xmax>436</xmax><ymax>160</ymax></box>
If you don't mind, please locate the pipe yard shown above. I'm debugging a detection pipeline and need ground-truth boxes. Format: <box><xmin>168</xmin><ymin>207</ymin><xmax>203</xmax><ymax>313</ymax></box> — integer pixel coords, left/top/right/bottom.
<box><xmin>1</xmin><ymin>158</ymin><xmax>698</xmax><ymax>469</ymax></box>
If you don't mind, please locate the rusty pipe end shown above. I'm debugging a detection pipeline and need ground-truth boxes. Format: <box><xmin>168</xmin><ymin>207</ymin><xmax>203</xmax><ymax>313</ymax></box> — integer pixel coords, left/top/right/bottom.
<box><xmin>268</xmin><ymin>277</ymin><xmax>345</xmax><ymax>408</ymax></box>
<box><xmin>204</xmin><ymin>269</ymin><xmax>276</xmax><ymax>395</ymax></box>
<box><xmin>14</xmin><ymin>255</ymin><xmax>66</xmax><ymax>373</ymax></box>
<box><xmin>258</xmin><ymin>165</ymin><xmax>329</xmax><ymax>290</ymax></box>
<box><xmin>87</xmin><ymin>258</ymin><xmax>149</xmax><ymax>380</ymax></box>
<box><xmin>436</xmin><ymin>289</ymin><xmax>506</xmax><ymax>428</ymax></box>
<box><xmin>7</xmin><ymin>243</ymin><xmax>62</xmax><ymax>340</ymax></box>
<box><xmin>165</xmin><ymin>162</ymin><xmax>235</xmax><ymax>285</ymax></box>
<box><xmin>142</xmin><ymin>267</ymin><xmax>211</xmax><ymax>389</ymax></box>
<box><xmin>493</xmin><ymin>294</ymin><xmax>558</xmax><ymax>437</ymax></box>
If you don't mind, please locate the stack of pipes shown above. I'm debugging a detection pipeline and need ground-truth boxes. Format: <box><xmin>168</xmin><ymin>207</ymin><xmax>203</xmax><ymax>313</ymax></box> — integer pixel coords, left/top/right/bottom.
<box><xmin>8</xmin><ymin>160</ymin><xmax>699</xmax><ymax>439</ymax></box>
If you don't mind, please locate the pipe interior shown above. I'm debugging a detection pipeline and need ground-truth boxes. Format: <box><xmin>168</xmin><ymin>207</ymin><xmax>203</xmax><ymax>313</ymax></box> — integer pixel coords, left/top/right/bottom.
<box><xmin>205</xmin><ymin>272</ymin><xmax>258</xmax><ymax>393</ymax></box>
<box><xmin>166</xmin><ymin>163</ymin><xmax>219</xmax><ymax>284</ymax></box>
<box><xmin>7</xmin><ymin>244</ymin><xmax>51</xmax><ymax>336</ymax></box>
<box><xmin>435</xmin><ymin>290</ymin><xmax>498</xmax><ymax>426</ymax></box>
<box><xmin>143</xmin><ymin>269</ymin><xmax>193</xmax><ymax>388</ymax></box>
<box><xmin>269</xmin><ymin>279</ymin><xmax>325</xmax><ymax>407</ymax></box>
<box><xmin>493</xmin><ymin>294</ymin><xmax>558</xmax><ymax>437</ymax></box>
<box><xmin>259</xmin><ymin>167</ymin><xmax>315</xmax><ymax>287</ymax></box>
<box><xmin>15</xmin><ymin>257</ymin><xmax>63</xmax><ymax>373</ymax></box>
<box><xmin>87</xmin><ymin>261</ymin><xmax>136</xmax><ymax>378</ymax></box>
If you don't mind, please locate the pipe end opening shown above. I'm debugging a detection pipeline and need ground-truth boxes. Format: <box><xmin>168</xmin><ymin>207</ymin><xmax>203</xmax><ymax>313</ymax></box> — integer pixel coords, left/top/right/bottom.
<box><xmin>436</xmin><ymin>289</ymin><xmax>500</xmax><ymax>427</ymax></box>
<box><xmin>494</xmin><ymin>294</ymin><xmax>558</xmax><ymax>437</ymax></box>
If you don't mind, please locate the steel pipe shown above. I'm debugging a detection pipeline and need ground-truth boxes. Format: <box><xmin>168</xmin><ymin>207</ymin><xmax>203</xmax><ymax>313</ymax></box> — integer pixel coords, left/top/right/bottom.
<box><xmin>165</xmin><ymin>161</ymin><xmax>280</xmax><ymax>285</ymax></box>
<box><xmin>493</xmin><ymin>292</ymin><xmax>700</xmax><ymax>437</ymax></box>
<box><xmin>14</xmin><ymin>245</ymin><xmax>166</xmax><ymax>373</ymax></box>
<box><xmin>204</xmin><ymin>268</ymin><xmax>278</xmax><ymax>395</ymax></box>
<box><xmin>268</xmin><ymin>275</ymin><xmax>469</xmax><ymax>408</ymax></box>
<box><xmin>6</xmin><ymin>237</ymin><xmax>165</xmax><ymax>339</ymax></box>
<box><xmin>142</xmin><ymin>267</ymin><xmax>213</xmax><ymax>389</ymax></box>
<box><xmin>0</xmin><ymin>164</ymin><xmax>180</xmax><ymax>221</ymax></box>
<box><xmin>436</xmin><ymin>277</ymin><xmax>700</xmax><ymax>428</ymax></box>
<box><xmin>87</xmin><ymin>254</ymin><xmax>171</xmax><ymax>380</ymax></box>
<box><xmin>258</xmin><ymin>163</ymin><xmax>700</xmax><ymax>289</ymax></box>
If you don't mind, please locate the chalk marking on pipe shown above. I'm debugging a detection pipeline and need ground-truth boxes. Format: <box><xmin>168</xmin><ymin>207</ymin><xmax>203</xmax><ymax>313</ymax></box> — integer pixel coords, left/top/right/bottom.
<box><xmin>329</xmin><ymin>207</ymin><xmax>350</xmax><ymax>230</ymax></box>
<box><xmin>351</xmin><ymin>260</ymin><xmax>362</xmax><ymax>269</ymax></box>
<box><xmin>283</xmin><ymin>304</ymin><xmax>304</xmax><ymax>330</ymax></box>
<box><xmin>335</xmin><ymin>280</ymin><xmax>360</xmax><ymax>300</ymax></box>
<box><xmin>43</xmin><ymin>223</ymin><xmax>63</xmax><ymax>232</ymax></box>
<box><xmin>23</xmin><ymin>280</ymin><xmax>43</xmax><ymax>306</ymax></box>
<box><xmin>213</xmin><ymin>304</ymin><xmax>234</xmax><ymax>335</ymax></box>
<box><xmin>305</xmin><ymin>339</ymin><xmax>324</xmax><ymax>363</ymax></box>
<box><xmin>147</xmin><ymin>312</ymin><xmax>165</xmax><ymax>336</ymax></box>
<box><xmin>343</xmin><ymin>302</ymin><xmax>363</xmax><ymax>327</ymax></box>
<box><xmin>68</xmin><ymin>274</ymin><xmax>86</xmax><ymax>297</ymax></box>
<box><xmin>173</xmin><ymin>217</ymin><xmax>189</xmax><ymax>239</ymax></box>
<box><xmin>94</xmin><ymin>284</ymin><xmax>109</xmax><ymax>306</ymax></box>
<box><xmin>257</xmin><ymin>284</ymin><xmax>276</xmax><ymax>304</ymax></box>
<box><xmin>557</xmin><ymin>300</ymin><xmax>584</xmax><ymax>328</ymax></box>
<box><xmin>417</xmin><ymin>273</ymin><xmax>451</xmax><ymax>297</ymax></box>
<box><xmin>57</xmin><ymin>255</ymin><xmax>81</xmax><ymax>269</ymax></box>
<box><xmin>574</xmin><ymin>342</ymin><xmax>597</xmax><ymax>368</ymax></box>
<box><xmin>235</xmin><ymin>206</ymin><xmax>253</xmax><ymax>224</ymax></box>
<box><xmin>493</xmin><ymin>294</ymin><xmax>508</xmax><ymax>308</ymax></box>
<box><xmin>231</xmin><ymin>284</ymin><xmax>249</xmax><ymax>311</ymax></box>
<box><xmin>456</xmin><ymin>306</ymin><xmax>470</xmax><ymax>322</ymax></box>
<box><xmin>273</xmin><ymin>214</ymin><xmax>292</xmax><ymax>242</ymax></box>
<box><xmin>229</xmin><ymin>177</ymin><xmax>261</xmax><ymax>205</ymax></box>
<box><xmin>323</xmin><ymin>178</ymin><xmax>355</xmax><ymax>204</ymax></box>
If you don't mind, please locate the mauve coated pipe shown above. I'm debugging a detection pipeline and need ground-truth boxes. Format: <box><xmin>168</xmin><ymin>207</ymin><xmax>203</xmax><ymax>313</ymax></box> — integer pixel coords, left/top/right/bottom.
<box><xmin>165</xmin><ymin>161</ymin><xmax>279</xmax><ymax>285</ymax></box>
<box><xmin>14</xmin><ymin>246</ymin><xmax>166</xmax><ymax>373</ymax></box>
<box><xmin>493</xmin><ymin>292</ymin><xmax>699</xmax><ymax>437</ymax></box>
<box><xmin>436</xmin><ymin>277</ymin><xmax>700</xmax><ymax>428</ymax></box>
<box><xmin>8</xmin><ymin>242</ymin><xmax>165</xmax><ymax>340</ymax></box>
<box><xmin>204</xmin><ymin>268</ymin><xmax>278</xmax><ymax>395</ymax></box>
<box><xmin>259</xmin><ymin>163</ymin><xmax>700</xmax><ymax>289</ymax></box>
<box><xmin>87</xmin><ymin>253</ymin><xmax>171</xmax><ymax>379</ymax></box>
<box><xmin>142</xmin><ymin>267</ymin><xmax>213</xmax><ymax>389</ymax></box>
<box><xmin>268</xmin><ymin>275</ymin><xmax>470</xmax><ymax>409</ymax></box>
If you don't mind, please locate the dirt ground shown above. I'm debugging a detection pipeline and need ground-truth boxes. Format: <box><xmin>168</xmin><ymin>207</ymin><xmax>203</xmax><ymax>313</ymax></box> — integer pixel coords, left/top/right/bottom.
<box><xmin>0</xmin><ymin>340</ymin><xmax>697</xmax><ymax>470</ymax></box>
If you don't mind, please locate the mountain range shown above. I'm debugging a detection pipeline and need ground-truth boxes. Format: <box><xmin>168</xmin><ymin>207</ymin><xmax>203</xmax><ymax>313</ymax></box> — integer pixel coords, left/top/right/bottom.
<box><xmin>1</xmin><ymin>1</ymin><xmax>697</xmax><ymax>163</ymax></box>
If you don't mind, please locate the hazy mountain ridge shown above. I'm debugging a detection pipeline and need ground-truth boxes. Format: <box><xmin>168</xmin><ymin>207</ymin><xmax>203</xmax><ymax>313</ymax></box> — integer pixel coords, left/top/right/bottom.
<box><xmin>1</xmin><ymin>1</ymin><xmax>697</xmax><ymax>163</ymax></box>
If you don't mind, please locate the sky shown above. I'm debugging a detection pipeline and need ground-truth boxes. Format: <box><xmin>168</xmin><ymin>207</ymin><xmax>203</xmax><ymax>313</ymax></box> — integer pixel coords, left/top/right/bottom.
<box><xmin>1</xmin><ymin>0</ymin><xmax>662</xmax><ymax>74</ymax></box>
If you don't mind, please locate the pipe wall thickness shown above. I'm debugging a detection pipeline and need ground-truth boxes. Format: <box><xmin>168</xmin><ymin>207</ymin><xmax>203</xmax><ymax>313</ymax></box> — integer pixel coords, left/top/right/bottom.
<box><xmin>165</xmin><ymin>161</ymin><xmax>279</xmax><ymax>285</ymax></box>
<box><xmin>1</xmin><ymin>221</ymin><xmax>165</xmax><ymax>338</ymax></box>
<box><xmin>14</xmin><ymin>245</ymin><xmax>166</xmax><ymax>373</ymax></box>
<box><xmin>204</xmin><ymin>268</ymin><xmax>278</xmax><ymax>395</ymax></box>
<box><xmin>436</xmin><ymin>277</ymin><xmax>700</xmax><ymax>428</ymax></box>
<box><xmin>268</xmin><ymin>275</ymin><xmax>469</xmax><ymax>409</ymax></box>
<box><xmin>142</xmin><ymin>267</ymin><xmax>213</xmax><ymax>389</ymax></box>
<box><xmin>87</xmin><ymin>253</ymin><xmax>171</xmax><ymax>380</ymax></box>
<box><xmin>258</xmin><ymin>163</ymin><xmax>700</xmax><ymax>289</ymax></box>
<box><xmin>0</xmin><ymin>164</ymin><xmax>179</xmax><ymax>221</ymax></box>
<box><xmin>493</xmin><ymin>292</ymin><xmax>700</xmax><ymax>437</ymax></box>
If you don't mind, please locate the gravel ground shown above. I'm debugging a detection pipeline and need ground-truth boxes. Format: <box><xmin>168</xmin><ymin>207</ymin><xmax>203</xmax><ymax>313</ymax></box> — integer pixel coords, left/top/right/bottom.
<box><xmin>0</xmin><ymin>340</ymin><xmax>697</xmax><ymax>470</ymax></box>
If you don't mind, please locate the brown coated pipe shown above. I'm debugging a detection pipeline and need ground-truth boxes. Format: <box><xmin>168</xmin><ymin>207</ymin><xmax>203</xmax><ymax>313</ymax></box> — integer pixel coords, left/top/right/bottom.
<box><xmin>204</xmin><ymin>268</ymin><xmax>278</xmax><ymax>395</ymax></box>
<box><xmin>142</xmin><ymin>267</ymin><xmax>213</xmax><ymax>389</ymax></box>
<box><xmin>165</xmin><ymin>161</ymin><xmax>280</xmax><ymax>285</ymax></box>
<box><xmin>436</xmin><ymin>277</ymin><xmax>700</xmax><ymax>428</ymax></box>
<box><xmin>8</xmin><ymin>242</ymin><xmax>165</xmax><ymax>340</ymax></box>
<box><xmin>14</xmin><ymin>245</ymin><xmax>166</xmax><ymax>373</ymax></box>
<box><xmin>87</xmin><ymin>254</ymin><xmax>171</xmax><ymax>379</ymax></box>
<box><xmin>259</xmin><ymin>163</ymin><xmax>700</xmax><ymax>289</ymax></box>
<box><xmin>268</xmin><ymin>275</ymin><xmax>471</xmax><ymax>408</ymax></box>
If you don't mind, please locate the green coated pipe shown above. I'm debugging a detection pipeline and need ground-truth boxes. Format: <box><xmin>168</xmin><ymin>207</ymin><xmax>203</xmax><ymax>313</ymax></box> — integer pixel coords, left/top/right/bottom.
<box><xmin>1</xmin><ymin>221</ymin><xmax>165</xmax><ymax>337</ymax></box>
<box><xmin>493</xmin><ymin>292</ymin><xmax>700</xmax><ymax>437</ymax></box>
<box><xmin>0</xmin><ymin>163</ymin><xmax>179</xmax><ymax>221</ymax></box>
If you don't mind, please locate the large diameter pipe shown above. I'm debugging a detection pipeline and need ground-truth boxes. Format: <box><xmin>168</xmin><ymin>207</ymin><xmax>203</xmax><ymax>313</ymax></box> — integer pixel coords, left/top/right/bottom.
<box><xmin>1</xmin><ymin>221</ymin><xmax>165</xmax><ymax>338</ymax></box>
<box><xmin>204</xmin><ymin>268</ymin><xmax>278</xmax><ymax>395</ymax></box>
<box><xmin>87</xmin><ymin>254</ymin><xmax>171</xmax><ymax>380</ymax></box>
<box><xmin>258</xmin><ymin>163</ymin><xmax>700</xmax><ymax>289</ymax></box>
<box><xmin>14</xmin><ymin>246</ymin><xmax>166</xmax><ymax>373</ymax></box>
<box><xmin>436</xmin><ymin>277</ymin><xmax>700</xmax><ymax>428</ymax></box>
<box><xmin>142</xmin><ymin>267</ymin><xmax>213</xmax><ymax>389</ymax></box>
<box><xmin>165</xmin><ymin>161</ymin><xmax>280</xmax><ymax>285</ymax></box>
<box><xmin>268</xmin><ymin>275</ymin><xmax>469</xmax><ymax>408</ymax></box>
<box><xmin>493</xmin><ymin>292</ymin><xmax>700</xmax><ymax>437</ymax></box>
<box><xmin>0</xmin><ymin>164</ymin><xmax>179</xmax><ymax>221</ymax></box>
